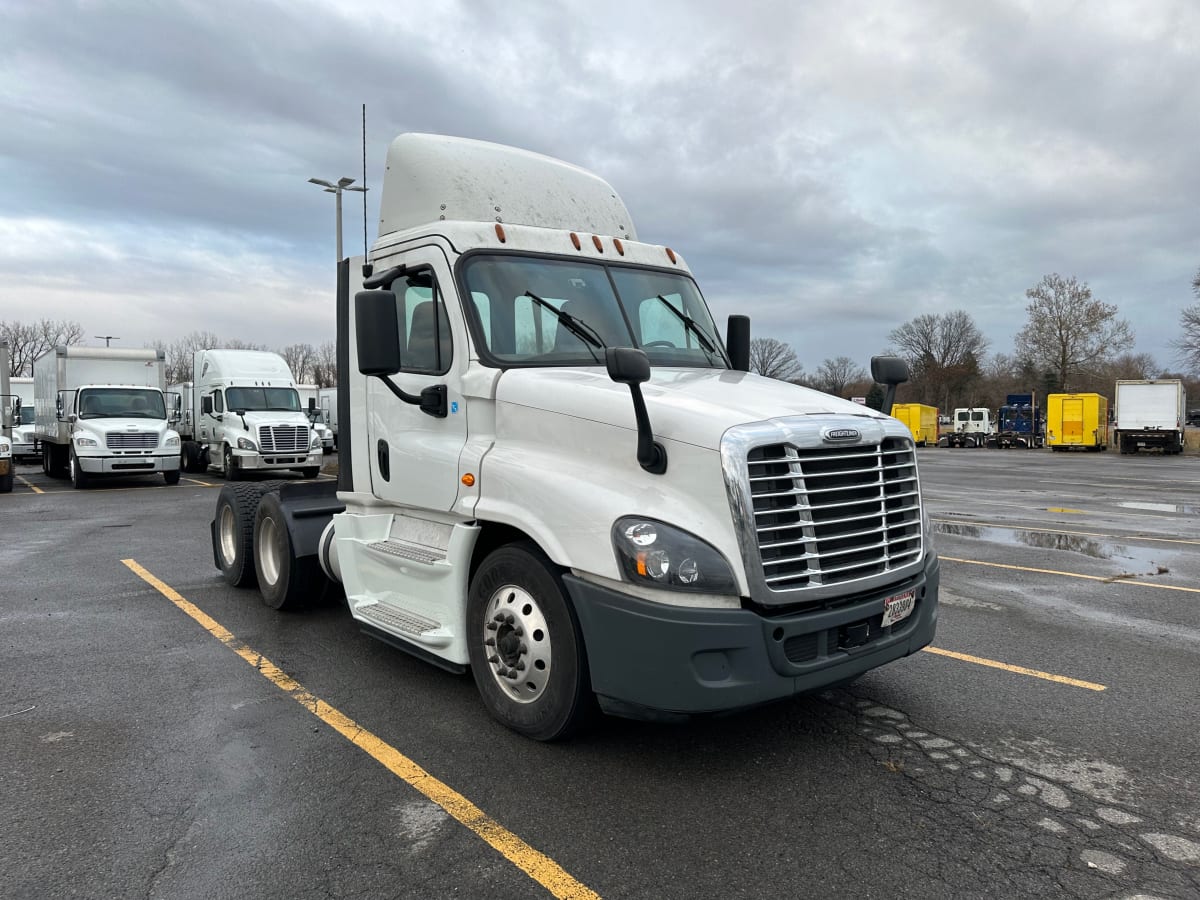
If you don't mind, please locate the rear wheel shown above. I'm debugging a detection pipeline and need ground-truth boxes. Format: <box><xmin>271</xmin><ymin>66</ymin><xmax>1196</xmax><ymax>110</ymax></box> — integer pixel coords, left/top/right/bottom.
<box><xmin>467</xmin><ymin>542</ymin><xmax>594</xmax><ymax>741</ymax></box>
<box><xmin>253</xmin><ymin>491</ymin><xmax>324</xmax><ymax>610</ymax></box>
<box><xmin>214</xmin><ymin>483</ymin><xmax>270</xmax><ymax>587</ymax></box>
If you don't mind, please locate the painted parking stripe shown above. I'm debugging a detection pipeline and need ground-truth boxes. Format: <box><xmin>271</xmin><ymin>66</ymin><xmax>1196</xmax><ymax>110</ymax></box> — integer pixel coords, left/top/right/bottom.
<box><xmin>121</xmin><ymin>559</ymin><xmax>600</xmax><ymax>900</ymax></box>
<box><xmin>931</xmin><ymin>517</ymin><xmax>1200</xmax><ymax>547</ymax></box>
<box><xmin>16</xmin><ymin>476</ymin><xmax>44</xmax><ymax>493</ymax></box>
<box><xmin>921</xmin><ymin>646</ymin><xmax>1106</xmax><ymax>691</ymax></box>
<box><xmin>940</xmin><ymin>555</ymin><xmax>1200</xmax><ymax>595</ymax></box>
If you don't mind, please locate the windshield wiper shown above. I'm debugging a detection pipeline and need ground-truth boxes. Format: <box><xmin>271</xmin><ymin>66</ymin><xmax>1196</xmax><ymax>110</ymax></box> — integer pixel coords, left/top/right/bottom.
<box><xmin>524</xmin><ymin>291</ymin><xmax>606</xmax><ymax>360</ymax></box>
<box><xmin>653</xmin><ymin>294</ymin><xmax>718</xmax><ymax>357</ymax></box>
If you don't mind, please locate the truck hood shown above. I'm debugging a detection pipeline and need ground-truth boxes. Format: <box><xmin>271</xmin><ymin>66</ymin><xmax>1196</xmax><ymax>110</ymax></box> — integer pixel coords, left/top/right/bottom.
<box><xmin>75</xmin><ymin>418</ymin><xmax>176</xmax><ymax>440</ymax></box>
<box><xmin>224</xmin><ymin>411</ymin><xmax>312</xmax><ymax>432</ymax></box>
<box><xmin>494</xmin><ymin>367</ymin><xmax>889</xmax><ymax>450</ymax></box>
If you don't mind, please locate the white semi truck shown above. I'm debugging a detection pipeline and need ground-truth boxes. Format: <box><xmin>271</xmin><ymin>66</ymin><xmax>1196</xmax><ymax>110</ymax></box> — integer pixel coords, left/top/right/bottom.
<box><xmin>317</xmin><ymin>386</ymin><xmax>337</xmax><ymax>448</ymax></box>
<box><xmin>33</xmin><ymin>346</ymin><xmax>181</xmax><ymax>488</ymax></box>
<box><xmin>0</xmin><ymin>341</ymin><xmax>14</xmax><ymax>493</ymax></box>
<box><xmin>210</xmin><ymin>134</ymin><xmax>939</xmax><ymax>740</ymax></box>
<box><xmin>296</xmin><ymin>383</ymin><xmax>335</xmax><ymax>453</ymax></box>
<box><xmin>177</xmin><ymin>349</ymin><xmax>324</xmax><ymax>480</ymax></box>
<box><xmin>1113</xmin><ymin>379</ymin><xmax>1185</xmax><ymax>454</ymax></box>
<box><xmin>10</xmin><ymin>377</ymin><xmax>35</xmax><ymax>459</ymax></box>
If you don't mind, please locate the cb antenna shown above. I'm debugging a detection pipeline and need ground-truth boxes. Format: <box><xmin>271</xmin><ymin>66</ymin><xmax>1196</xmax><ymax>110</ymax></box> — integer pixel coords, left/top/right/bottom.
<box><xmin>361</xmin><ymin>103</ymin><xmax>371</xmax><ymax>277</ymax></box>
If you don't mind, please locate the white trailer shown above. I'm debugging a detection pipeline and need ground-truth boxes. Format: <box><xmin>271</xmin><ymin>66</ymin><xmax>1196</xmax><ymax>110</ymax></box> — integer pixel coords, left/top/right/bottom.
<box><xmin>210</xmin><ymin>134</ymin><xmax>938</xmax><ymax>740</ymax></box>
<box><xmin>295</xmin><ymin>384</ymin><xmax>334</xmax><ymax>453</ymax></box>
<box><xmin>0</xmin><ymin>341</ymin><xmax>13</xmax><ymax>492</ymax></box>
<box><xmin>180</xmin><ymin>350</ymin><xmax>323</xmax><ymax>480</ymax></box>
<box><xmin>32</xmin><ymin>346</ymin><xmax>181</xmax><ymax>488</ymax></box>
<box><xmin>1114</xmin><ymin>379</ymin><xmax>1185</xmax><ymax>454</ymax></box>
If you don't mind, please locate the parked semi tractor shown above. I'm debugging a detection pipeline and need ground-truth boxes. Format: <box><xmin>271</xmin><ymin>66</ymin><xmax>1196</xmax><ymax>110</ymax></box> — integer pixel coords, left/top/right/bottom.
<box><xmin>1046</xmin><ymin>393</ymin><xmax>1108</xmax><ymax>451</ymax></box>
<box><xmin>176</xmin><ymin>350</ymin><xmax>325</xmax><ymax>479</ymax></box>
<box><xmin>296</xmin><ymin>384</ymin><xmax>335</xmax><ymax>453</ymax></box>
<box><xmin>210</xmin><ymin>134</ymin><xmax>939</xmax><ymax>740</ymax></box>
<box><xmin>0</xmin><ymin>341</ymin><xmax>14</xmax><ymax>493</ymax></box>
<box><xmin>891</xmin><ymin>403</ymin><xmax>939</xmax><ymax>446</ymax></box>
<box><xmin>942</xmin><ymin>407</ymin><xmax>991</xmax><ymax>447</ymax></box>
<box><xmin>33</xmin><ymin>346</ymin><xmax>181</xmax><ymax>488</ymax></box>
<box><xmin>991</xmin><ymin>392</ymin><xmax>1043</xmax><ymax>448</ymax></box>
<box><xmin>10</xmin><ymin>376</ymin><xmax>35</xmax><ymax>459</ymax></box>
<box><xmin>1113</xmin><ymin>379</ymin><xmax>1185</xmax><ymax>454</ymax></box>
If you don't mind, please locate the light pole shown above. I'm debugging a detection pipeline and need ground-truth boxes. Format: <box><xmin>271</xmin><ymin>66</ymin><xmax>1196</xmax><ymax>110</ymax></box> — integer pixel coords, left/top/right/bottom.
<box><xmin>94</xmin><ymin>335</ymin><xmax>119</xmax><ymax>347</ymax></box>
<box><xmin>308</xmin><ymin>176</ymin><xmax>367</xmax><ymax>263</ymax></box>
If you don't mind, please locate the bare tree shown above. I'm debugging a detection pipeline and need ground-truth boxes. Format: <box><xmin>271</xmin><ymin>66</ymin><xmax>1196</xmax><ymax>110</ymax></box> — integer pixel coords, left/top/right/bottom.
<box><xmin>812</xmin><ymin>356</ymin><xmax>867</xmax><ymax>397</ymax></box>
<box><xmin>888</xmin><ymin>311</ymin><xmax>988</xmax><ymax>410</ymax></box>
<box><xmin>311</xmin><ymin>340</ymin><xmax>338</xmax><ymax>388</ymax></box>
<box><xmin>279</xmin><ymin>343</ymin><xmax>315</xmax><ymax>383</ymax></box>
<box><xmin>1</xmin><ymin>318</ymin><xmax>85</xmax><ymax>376</ymax></box>
<box><xmin>1017</xmin><ymin>274</ymin><xmax>1133</xmax><ymax>391</ymax></box>
<box><xmin>1171</xmin><ymin>267</ymin><xmax>1200</xmax><ymax>375</ymax></box>
<box><xmin>749</xmin><ymin>338</ymin><xmax>804</xmax><ymax>382</ymax></box>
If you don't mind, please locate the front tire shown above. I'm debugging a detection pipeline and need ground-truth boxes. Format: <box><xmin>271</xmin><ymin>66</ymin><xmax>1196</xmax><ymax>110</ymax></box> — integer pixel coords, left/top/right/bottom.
<box><xmin>69</xmin><ymin>449</ymin><xmax>89</xmax><ymax>489</ymax></box>
<box><xmin>164</xmin><ymin>468</ymin><xmax>181</xmax><ymax>485</ymax></box>
<box><xmin>253</xmin><ymin>491</ymin><xmax>324</xmax><ymax>610</ymax></box>
<box><xmin>299</xmin><ymin>467</ymin><xmax>320</xmax><ymax>479</ymax></box>
<box><xmin>223</xmin><ymin>445</ymin><xmax>242</xmax><ymax>481</ymax></box>
<box><xmin>467</xmin><ymin>542</ymin><xmax>594</xmax><ymax>741</ymax></box>
<box><xmin>0</xmin><ymin>473</ymin><xmax>12</xmax><ymax>493</ymax></box>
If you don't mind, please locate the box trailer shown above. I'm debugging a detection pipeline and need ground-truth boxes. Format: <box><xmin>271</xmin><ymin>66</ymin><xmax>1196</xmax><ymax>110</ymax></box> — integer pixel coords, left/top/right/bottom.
<box><xmin>1114</xmin><ymin>380</ymin><xmax>1184</xmax><ymax>455</ymax></box>
<box><xmin>892</xmin><ymin>403</ymin><xmax>939</xmax><ymax>446</ymax></box>
<box><xmin>1046</xmin><ymin>393</ymin><xmax>1108</xmax><ymax>451</ymax></box>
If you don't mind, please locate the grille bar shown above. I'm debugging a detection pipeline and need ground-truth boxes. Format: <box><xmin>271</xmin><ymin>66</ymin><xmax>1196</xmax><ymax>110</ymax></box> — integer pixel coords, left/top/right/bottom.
<box><xmin>106</xmin><ymin>432</ymin><xmax>158</xmax><ymax>449</ymax></box>
<box><xmin>258</xmin><ymin>425</ymin><xmax>309</xmax><ymax>453</ymax></box>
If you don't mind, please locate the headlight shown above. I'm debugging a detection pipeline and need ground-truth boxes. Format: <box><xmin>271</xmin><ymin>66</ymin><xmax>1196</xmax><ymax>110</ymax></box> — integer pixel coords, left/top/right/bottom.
<box><xmin>311</xmin><ymin>434</ymin><xmax>322</xmax><ymax>449</ymax></box>
<box><xmin>165</xmin><ymin>435</ymin><xmax>180</xmax><ymax>448</ymax></box>
<box><xmin>237</xmin><ymin>437</ymin><xmax>257</xmax><ymax>451</ymax></box>
<box><xmin>612</xmin><ymin>517</ymin><xmax>737</xmax><ymax>594</ymax></box>
<box><xmin>75</xmin><ymin>436</ymin><xmax>98</xmax><ymax>447</ymax></box>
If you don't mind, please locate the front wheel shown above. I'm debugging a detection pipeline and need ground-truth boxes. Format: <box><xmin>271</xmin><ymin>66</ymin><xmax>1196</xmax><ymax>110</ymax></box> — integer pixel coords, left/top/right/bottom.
<box><xmin>299</xmin><ymin>467</ymin><xmax>320</xmax><ymax>479</ymax></box>
<box><xmin>164</xmin><ymin>468</ymin><xmax>181</xmax><ymax>485</ymax></box>
<box><xmin>467</xmin><ymin>542</ymin><xmax>594</xmax><ymax>741</ymax></box>
<box><xmin>69</xmin><ymin>450</ymin><xmax>89</xmax><ymax>489</ymax></box>
<box><xmin>223</xmin><ymin>445</ymin><xmax>242</xmax><ymax>481</ymax></box>
<box><xmin>0</xmin><ymin>473</ymin><xmax>12</xmax><ymax>493</ymax></box>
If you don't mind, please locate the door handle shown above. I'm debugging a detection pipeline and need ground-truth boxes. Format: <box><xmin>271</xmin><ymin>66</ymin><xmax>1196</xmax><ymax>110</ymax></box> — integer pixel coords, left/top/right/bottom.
<box><xmin>377</xmin><ymin>439</ymin><xmax>390</xmax><ymax>482</ymax></box>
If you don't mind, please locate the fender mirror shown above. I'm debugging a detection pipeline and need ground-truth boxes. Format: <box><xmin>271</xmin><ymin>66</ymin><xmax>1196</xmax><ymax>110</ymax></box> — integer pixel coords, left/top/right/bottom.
<box><xmin>870</xmin><ymin>356</ymin><xmax>910</xmax><ymax>416</ymax></box>
<box><xmin>606</xmin><ymin>347</ymin><xmax>666</xmax><ymax>475</ymax></box>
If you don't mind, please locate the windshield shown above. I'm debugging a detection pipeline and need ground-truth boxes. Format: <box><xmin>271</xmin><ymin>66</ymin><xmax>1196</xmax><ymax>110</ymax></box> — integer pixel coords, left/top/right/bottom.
<box><xmin>460</xmin><ymin>255</ymin><xmax>727</xmax><ymax>368</ymax></box>
<box><xmin>225</xmin><ymin>387</ymin><xmax>301</xmax><ymax>412</ymax></box>
<box><xmin>78</xmin><ymin>388</ymin><xmax>167</xmax><ymax>419</ymax></box>
<box><xmin>19</xmin><ymin>406</ymin><xmax>34</xmax><ymax>425</ymax></box>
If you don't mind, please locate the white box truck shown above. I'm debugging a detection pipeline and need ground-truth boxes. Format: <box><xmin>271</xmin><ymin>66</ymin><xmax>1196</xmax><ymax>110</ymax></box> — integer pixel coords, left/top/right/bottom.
<box><xmin>318</xmin><ymin>386</ymin><xmax>337</xmax><ymax>448</ymax></box>
<box><xmin>33</xmin><ymin>346</ymin><xmax>181</xmax><ymax>488</ymax></box>
<box><xmin>10</xmin><ymin>376</ymin><xmax>35</xmax><ymax>459</ymax></box>
<box><xmin>296</xmin><ymin>384</ymin><xmax>335</xmax><ymax>453</ymax></box>
<box><xmin>0</xmin><ymin>341</ymin><xmax>14</xmax><ymax>493</ymax></box>
<box><xmin>178</xmin><ymin>350</ymin><xmax>324</xmax><ymax>480</ymax></box>
<box><xmin>1114</xmin><ymin>379</ymin><xmax>1185</xmax><ymax>454</ymax></box>
<box><xmin>210</xmin><ymin>134</ymin><xmax>938</xmax><ymax>740</ymax></box>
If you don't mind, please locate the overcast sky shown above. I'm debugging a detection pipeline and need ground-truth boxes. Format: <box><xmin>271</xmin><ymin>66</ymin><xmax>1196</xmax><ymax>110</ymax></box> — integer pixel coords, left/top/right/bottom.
<box><xmin>2</xmin><ymin>0</ymin><xmax>1197</xmax><ymax>374</ymax></box>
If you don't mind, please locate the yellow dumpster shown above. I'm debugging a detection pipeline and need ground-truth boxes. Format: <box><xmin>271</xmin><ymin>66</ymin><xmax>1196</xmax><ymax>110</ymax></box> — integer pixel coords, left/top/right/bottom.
<box><xmin>892</xmin><ymin>403</ymin><xmax>939</xmax><ymax>447</ymax></box>
<box><xmin>1046</xmin><ymin>393</ymin><xmax>1108</xmax><ymax>450</ymax></box>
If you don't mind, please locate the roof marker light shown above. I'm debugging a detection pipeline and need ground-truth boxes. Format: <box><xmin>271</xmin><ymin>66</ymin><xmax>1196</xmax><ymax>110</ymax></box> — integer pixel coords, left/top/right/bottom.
<box><xmin>570</xmin><ymin>232</ymin><xmax>581</xmax><ymax>250</ymax></box>
<box><xmin>592</xmin><ymin>235</ymin><xmax>604</xmax><ymax>252</ymax></box>
<box><xmin>495</xmin><ymin>224</ymin><xmax>506</xmax><ymax>243</ymax></box>
<box><xmin>613</xmin><ymin>238</ymin><xmax>624</xmax><ymax>256</ymax></box>
<box><xmin>666</xmin><ymin>247</ymin><xmax>677</xmax><ymax>264</ymax></box>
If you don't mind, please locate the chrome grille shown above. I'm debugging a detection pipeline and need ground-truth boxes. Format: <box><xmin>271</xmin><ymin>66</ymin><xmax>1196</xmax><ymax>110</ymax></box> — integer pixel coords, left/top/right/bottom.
<box><xmin>259</xmin><ymin>425</ymin><xmax>309</xmax><ymax>453</ymax></box>
<box><xmin>748</xmin><ymin>437</ymin><xmax>922</xmax><ymax>591</ymax></box>
<box><xmin>106</xmin><ymin>432</ymin><xmax>158</xmax><ymax>449</ymax></box>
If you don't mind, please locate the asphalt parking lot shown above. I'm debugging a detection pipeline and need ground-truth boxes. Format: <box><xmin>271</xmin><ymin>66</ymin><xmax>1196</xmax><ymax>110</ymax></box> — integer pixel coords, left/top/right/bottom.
<box><xmin>3</xmin><ymin>448</ymin><xmax>1199</xmax><ymax>899</ymax></box>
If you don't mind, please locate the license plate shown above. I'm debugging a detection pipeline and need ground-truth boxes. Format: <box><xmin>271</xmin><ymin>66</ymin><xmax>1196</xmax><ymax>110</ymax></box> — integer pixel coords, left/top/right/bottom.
<box><xmin>881</xmin><ymin>589</ymin><xmax>916</xmax><ymax>628</ymax></box>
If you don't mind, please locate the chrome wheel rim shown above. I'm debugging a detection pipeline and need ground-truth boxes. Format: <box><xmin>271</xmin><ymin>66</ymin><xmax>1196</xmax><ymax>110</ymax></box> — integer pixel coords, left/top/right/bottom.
<box><xmin>219</xmin><ymin>505</ymin><xmax>237</xmax><ymax>565</ymax></box>
<box><xmin>482</xmin><ymin>584</ymin><xmax>551</xmax><ymax>703</ymax></box>
<box><xmin>257</xmin><ymin>515</ymin><xmax>280</xmax><ymax>586</ymax></box>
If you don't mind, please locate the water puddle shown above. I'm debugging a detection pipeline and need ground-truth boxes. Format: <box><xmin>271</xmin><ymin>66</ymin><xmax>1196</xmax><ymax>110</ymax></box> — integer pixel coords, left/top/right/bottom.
<box><xmin>934</xmin><ymin>522</ymin><xmax>1171</xmax><ymax>575</ymax></box>
<box><xmin>1116</xmin><ymin>500</ymin><xmax>1200</xmax><ymax>515</ymax></box>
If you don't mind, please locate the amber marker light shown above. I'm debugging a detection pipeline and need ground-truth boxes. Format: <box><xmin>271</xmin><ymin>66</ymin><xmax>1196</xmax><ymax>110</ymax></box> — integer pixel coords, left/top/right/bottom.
<box><xmin>570</xmin><ymin>232</ymin><xmax>582</xmax><ymax>250</ymax></box>
<box><xmin>666</xmin><ymin>247</ymin><xmax>677</xmax><ymax>263</ymax></box>
<box><xmin>462</xmin><ymin>473</ymin><xmax>476</xmax><ymax>487</ymax></box>
<box><xmin>494</xmin><ymin>224</ymin><xmax>506</xmax><ymax>243</ymax></box>
<box><xmin>592</xmin><ymin>235</ymin><xmax>604</xmax><ymax>252</ymax></box>
<box><xmin>636</xmin><ymin>552</ymin><xmax>648</xmax><ymax>577</ymax></box>
<box><xmin>613</xmin><ymin>238</ymin><xmax>625</xmax><ymax>256</ymax></box>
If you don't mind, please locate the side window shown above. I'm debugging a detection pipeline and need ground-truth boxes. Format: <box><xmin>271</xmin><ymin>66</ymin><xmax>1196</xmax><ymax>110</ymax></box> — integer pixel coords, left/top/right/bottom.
<box><xmin>396</xmin><ymin>270</ymin><xmax>452</xmax><ymax>375</ymax></box>
<box><xmin>213</xmin><ymin>390</ymin><xmax>224</xmax><ymax>413</ymax></box>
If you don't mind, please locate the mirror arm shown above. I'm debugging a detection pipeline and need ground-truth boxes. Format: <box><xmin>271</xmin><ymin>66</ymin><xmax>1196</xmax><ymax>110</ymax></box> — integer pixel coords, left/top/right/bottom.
<box><xmin>624</xmin><ymin>383</ymin><xmax>667</xmax><ymax>474</ymax></box>
<box><xmin>375</xmin><ymin>375</ymin><xmax>447</xmax><ymax>419</ymax></box>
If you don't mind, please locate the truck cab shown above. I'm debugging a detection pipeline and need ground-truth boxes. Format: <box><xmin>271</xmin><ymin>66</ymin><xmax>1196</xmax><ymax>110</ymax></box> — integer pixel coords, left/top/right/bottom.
<box><xmin>10</xmin><ymin>377</ymin><xmax>35</xmax><ymax>459</ymax></box>
<box><xmin>944</xmin><ymin>407</ymin><xmax>991</xmax><ymax>447</ymax></box>
<box><xmin>296</xmin><ymin>384</ymin><xmax>335</xmax><ymax>453</ymax></box>
<box><xmin>213</xmin><ymin>134</ymin><xmax>939</xmax><ymax>739</ymax></box>
<box><xmin>0</xmin><ymin>343</ymin><xmax>13</xmax><ymax>493</ymax></box>
<box><xmin>185</xmin><ymin>350</ymin><xmax>324</xmax><ymax>479</ymax></box>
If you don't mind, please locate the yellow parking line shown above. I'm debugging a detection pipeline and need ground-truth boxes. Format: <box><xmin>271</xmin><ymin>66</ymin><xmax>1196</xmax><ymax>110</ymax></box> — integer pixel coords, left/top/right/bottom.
<box><xmin>1046</xmin><ymin>507</ymin><xmax>1085</xmax><ymax>514</ymax></box>
<box><xmin>121</xmin><ymin>559</ymin><xmax>600</xmax><ymax>900</ymax></box>
<box><xmin>182</xmin><ymin>477</ymin><xmax>218</xmax><ymax>487</ymax></box>
<box><xmin>939</xmin><ymin>556</ymin><xmax>1200</xmax><ymax>594</ymax></box>
<box><xmin>921</xmin><ymin>646</ymin><xmax>1106</xmax><ymax>691</ymax></box>
<box><xmin>931</xmin><ymin>517</ymin><xmax>1200</xmax><ymax>547</ymax></box>
<box><xmin>16</xmin><ymin>476</ymin><xmax>44</xmax><ymax>494</ymax></box>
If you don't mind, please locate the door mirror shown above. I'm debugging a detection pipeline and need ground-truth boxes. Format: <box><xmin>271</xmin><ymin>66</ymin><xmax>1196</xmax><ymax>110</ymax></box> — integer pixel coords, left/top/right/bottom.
<box><xmin>726</xmin><ymin>315</ymin><xmax>751</xmax><ymax>372</ymax></box>
<box><xmin>356</xmin><ymin>290</ymin><xmax>403</xmax><ymax>376</ymax></box>
<box><xmin>201</xmin><ymin>395</ymin><xmax>213</xmax><ymax>415</ymax></box>
<box><xmin>56</xmin><ymin>392</ymin><xmax>65</xmax><ymax>420</ymax></box>
<box><xmin>870</xmin><ymin>356</ymin><xmax>909</xmax><ymax>386</ymax></box>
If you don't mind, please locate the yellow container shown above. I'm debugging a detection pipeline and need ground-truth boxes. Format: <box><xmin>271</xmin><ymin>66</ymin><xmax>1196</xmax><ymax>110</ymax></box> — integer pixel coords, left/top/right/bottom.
<box><xmin>1046</xmin><ymin>393</ymin><xmax>1109</xmax><ymax>450</ymax></box>
<box><xmin>892</xmin><ymin>403</ymin><xmax>939</xmax><ymax>446</ymax></box>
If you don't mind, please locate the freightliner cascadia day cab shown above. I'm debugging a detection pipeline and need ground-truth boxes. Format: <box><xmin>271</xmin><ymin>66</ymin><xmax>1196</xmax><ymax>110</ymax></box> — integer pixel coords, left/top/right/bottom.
<box><xmin>177</xmin><ymin>350</ymin><xmax>325</xmax><ymax>479</ymax></box>
<box><xmin>211</xmin><ymin>134</ymin><xmax>939</xmax><ymax>740</ymax></box>
<box><xmin>33</xmin><ymin>346</ymin><xmax>181</xmax><ymax>488</ymax></box>
<box><xmin>942</xmin><ymin>407</ymin><xmax>991</xmax><ymax>448</ymax></box>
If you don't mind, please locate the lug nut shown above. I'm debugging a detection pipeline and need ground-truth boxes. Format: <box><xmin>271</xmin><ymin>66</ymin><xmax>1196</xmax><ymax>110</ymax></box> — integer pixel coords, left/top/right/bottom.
<box><xmin>486</xmin><ymin>622</ymin><xmax>498</xmax><ymax>631</ymax></box>
<box><xmin>488</xmin><ymin>655</ymin><xmax>498</xmax><ymax>664</ymax></box>
<box><xmin>484</xmin><ymin>638</ymin><xmax>495</xmax><ymax>647</ymax></box>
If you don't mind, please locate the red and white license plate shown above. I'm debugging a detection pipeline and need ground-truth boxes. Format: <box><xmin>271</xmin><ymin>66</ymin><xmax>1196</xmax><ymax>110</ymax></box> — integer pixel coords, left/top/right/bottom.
<box><xmin>881</xmin><ymin>589</ymin><xmax>916</xmax><ymax>628</ymax></box>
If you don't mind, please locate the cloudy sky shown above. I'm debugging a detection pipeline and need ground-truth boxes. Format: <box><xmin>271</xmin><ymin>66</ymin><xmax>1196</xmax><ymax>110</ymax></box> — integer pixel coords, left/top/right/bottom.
<box><xmin>2</xmin><ymin>0</ymin><xmax>1197</xmax><ymax>374</ymax></box>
